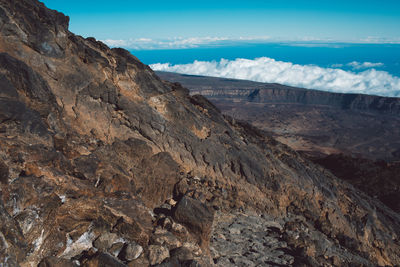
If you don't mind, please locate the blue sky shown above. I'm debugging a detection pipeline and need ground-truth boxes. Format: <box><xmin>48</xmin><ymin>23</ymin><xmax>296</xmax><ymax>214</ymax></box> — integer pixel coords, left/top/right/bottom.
<box><xmin>40</xmin><ymin>0</ymin><xmax>400</xmax><ymax>97</ymax></box>
<box><xmin>41</xmin><ymin>0</ymin><xmax>400</xmax><ymax>48</ymax></box>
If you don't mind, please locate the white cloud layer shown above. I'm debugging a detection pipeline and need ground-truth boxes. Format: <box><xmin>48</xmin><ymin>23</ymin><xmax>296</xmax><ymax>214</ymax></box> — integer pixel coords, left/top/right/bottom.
<box><xmin>102</xmin><ymin>36</ymin><xmax>271</xmax><ymax>50</ymax></box>
<box><xmin>150</xmin><ymin>57</ymin><xmax>400</xmax><ymax>97</ymax></box>
<box><xmin>101</xmin><ymin>36</ymin><xmax>400</xmax><ymax>50</ymax></box>
<box><xmin>331</xmin><ymin>61</ymin><xmax>384</xmax><ymax>70</ymax></box>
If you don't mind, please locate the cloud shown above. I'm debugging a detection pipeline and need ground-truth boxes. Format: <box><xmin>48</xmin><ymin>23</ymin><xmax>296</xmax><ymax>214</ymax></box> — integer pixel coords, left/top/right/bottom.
<box><xmin>102</xmin><ymin>39</ymin><xmax>128</xmax><ymax>47</ymax></box>
<box><xmin>150</xmin><ymin>57</ymin><xmax>400</xmax><ymax>97</ymax></box>
<box><xmin>347</xmin><ymin>61</ymin><xmax>384</xmax><ymax>69</ymax></box>
<box><xmin>285</xmin><ymin>43</ymin><xmax>345</xmax><ymax>48</ymax></box>
<box><xmin>330</xmin><ymin>62</ymin><xmax>384</xmax><ymax>70</ymax></box>
<box><xmin>102</xmin><ymin>36</ymin><xmax>271</xmax><ymax>50</ymax></box>
<box><xmin>102</xmin><ymin>35</ymin><xmax>400</xmax><ymax>50</ymax></box>
<box><xmin>359</xmin><ymin>36</ymin><xmax>400</xmax><ymax>44</ymax></box>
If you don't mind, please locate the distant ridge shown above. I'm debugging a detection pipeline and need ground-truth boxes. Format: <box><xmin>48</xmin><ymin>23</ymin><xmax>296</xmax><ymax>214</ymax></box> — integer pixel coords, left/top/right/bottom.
<box><xmin>156</xmin><ymin>71</ymin><xmax>400</xmax><ymax>115</ymax></box>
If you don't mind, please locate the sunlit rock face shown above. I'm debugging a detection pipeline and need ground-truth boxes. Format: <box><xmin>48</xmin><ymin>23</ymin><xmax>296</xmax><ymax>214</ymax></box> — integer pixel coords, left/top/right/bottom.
<box><xmin>0</xmin><ymin>1</ymin><xmax>399</xmax><ymax>266</ymax></box>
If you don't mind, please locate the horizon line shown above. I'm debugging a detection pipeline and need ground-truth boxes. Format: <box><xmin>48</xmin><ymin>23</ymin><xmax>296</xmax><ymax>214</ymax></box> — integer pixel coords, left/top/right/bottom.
<box><xmin>100</xmin><ymin>36</ymin><xmax>400</xmax><ymax>50</ymax></box>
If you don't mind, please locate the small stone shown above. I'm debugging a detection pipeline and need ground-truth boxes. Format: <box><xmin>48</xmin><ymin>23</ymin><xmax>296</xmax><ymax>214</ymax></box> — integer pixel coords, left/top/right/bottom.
<box><xmin>182</xmin><ymin>242</ymin><xmax>202</xmax><ymax>256</ymax></box>
<box><xmin>168</xmin><ymin>198</ymin><xmax>177</xmax><ymax>206</ymax></box>
<box><xmin>170</xmin><ymin>246</ymin><xmax>194</xmax><ymax>262</ymax></box>
<box><xmin>126</xmin><ymin>253</ymin><xmax>149</xmax><ymax>267</ymax></box>
<box><xmin>109</xmin><ymin>242</ymin><xmax>125</xmax><ymax>258</ymax></box>
<box><xmin>215</xmin><ymin>257</ymin><xmax>231</xmax><ymax>266</ymax></box>
<box><xmin>151</xmin><ymin>232</ymin><xmax>182</xmax><ymax>250</ymax></box>
<box><xmin>160</xmin><ymin>217</ymin><xmax>173</xmax><ymax>230</ymax></box>
<box><xmin>216</xmin><ymin>233</ymin><xmax>226</xmax><ymax>240</ymax></box>
<box><xmin>120</xmin><ymin>242</ymin><xmax>143</xmax><ymax>261</ymax></box>
<box><xmin>174</xmin><ymin>179</ymin><xmax>190</xmax><ymax>197</ymax></box>
<box><xmin>157</xmin><ymin>213</ymin><xmax>166</xmax><ymax>220</ymax></box>
<box><xmin>154</xmin><ymin>227</ymin><xmax>168</xmax><ymax>235</ymax></box>
<box><xmin>93</xmin><ymin>232</ymin><xmax>123</xmax><ymax>251</ymax></box>
<box><xmin>38</xmin><ymin>256</ymin><xmax>75</xmax><ymax>267</ymax></box>
<box><xmin>210</xmin><ymin>246</ymin><xmax>220</xmax><ymax>259</ymax></box>
<box><xmin>148</xmin><ymin>245</ymin><xmax>169</xmax><ymax>265</ymax></box>
<box><xmin>171</xmin><ymin>222</ymin><xmax>189</xmax><ymax>236</ymax></box>
<box><xmin>83</xmin><ymin>252</ymin><xmax>126</xmax><ymax>267</ymax></box>
<box><xmin>159</xmin><ymin>203</ymin><xmax>172</xmax><ymax>210</ymax></box>
<box><xmin>229</xmin><ymin>228</ymin><xmax>241</xmax><ymax>235</ymax></box>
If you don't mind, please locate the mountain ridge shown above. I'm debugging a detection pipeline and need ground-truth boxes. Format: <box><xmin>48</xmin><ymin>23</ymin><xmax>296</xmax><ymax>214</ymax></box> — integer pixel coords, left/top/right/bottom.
<box><xmin>156</xmin><ymin>71</ymin><xmax>400</xmax><ymax>115</ymax></box>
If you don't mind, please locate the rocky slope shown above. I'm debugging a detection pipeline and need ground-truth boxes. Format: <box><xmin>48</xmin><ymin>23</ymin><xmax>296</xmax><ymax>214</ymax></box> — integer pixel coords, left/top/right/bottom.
<box><xmin>0</xmin><ymin>1</ymin><xmax>400</xmax><ymax>266</ymax></box>
<box><xmin>156</xmin><ymin>71</ymin><xmax>400</xmax><ymax>161</ymax></box>
<box><xmin>311</xmin><ymin>154</ymin><xmax>400</xmax><ymax>213</ymax></box>
<box><xmin>156</xmin><ymin>72</ymin><xmax>400</xmax><ymax>214</ymax></box>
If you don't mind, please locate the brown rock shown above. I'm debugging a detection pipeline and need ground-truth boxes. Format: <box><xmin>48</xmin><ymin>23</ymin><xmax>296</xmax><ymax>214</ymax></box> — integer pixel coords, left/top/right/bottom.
<box><xmin>93</xmin><ymin>232</ymin><xmax>123</xmax><ymax>251</ymax></box>
<box><xmin>83</xmin><ymin>252</ymin><xmax>127</xmax><ymax>267</ymax></box>
<box><xmin>0</xmin><ymin>160</ymin><xmax>9</xmax><ymax>184</ymax></box>
<box><xmin>126</xmin><ymin>253</ymin><xmax>149</xmax><ymax>267</ymax></box>
<box><xmin>119</xmin><ymin>242</ymin><xmax>143</xmax><ymax>262</ymax></box>
<box><xmin>170</xmin><ymin>246</ymin><xmax>194</xmax><ymax>262</ymax></box>
<box><xmin>150</xmin><ymin>231</ymin><xmax>182</xmax><ymax>250</ymax></box>
<box><xmin>38</xmin><ymin>256</ymin><xmax>76</xmax><ymax>267</ymax></box>
<box><xmin>148</xmin><ymin>245</ymin><xmax>170</xmax><ymax>265</ymax></box>
<box><xmin>172</xmin><ymin>197</ymin><xmax>214</xmax><ymax>249</ymax></box>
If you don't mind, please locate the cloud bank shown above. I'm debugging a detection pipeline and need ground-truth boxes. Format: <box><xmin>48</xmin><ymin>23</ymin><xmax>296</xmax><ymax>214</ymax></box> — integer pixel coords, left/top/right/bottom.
<box><xmin>102</xmin><ymin>36</ymin><xmax>400</xmax><ymax>50</ymax></box>
<box><xmin>331</xmin><ymin>61</ymin><xmax>384</xmax><ymax>70</ymax></box>
<box><xmin>150</xmin><ymin>57</ymin><xmax>400</xmax><ymax>97</ymax></box>
<box><xmin>102</xmin><ymin>36</ymin><xmax>271</xmax><ymax>50</ymax></box>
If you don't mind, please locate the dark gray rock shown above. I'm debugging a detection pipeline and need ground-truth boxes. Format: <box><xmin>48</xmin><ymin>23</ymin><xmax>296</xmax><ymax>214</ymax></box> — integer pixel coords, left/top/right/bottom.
<box><xmin>82</xmin><ymin>252</ymin><xmax>127</xmax><ymax>267</ymax></box>
<box><xmin>38</xmin><ymin>256</ymin><xmax>76</xmax><ymax>267</ymax></box>
<box><xmin>172</xmin><ymin>197</ymin><xmax>214</xmax><ymax>249</ymax></box>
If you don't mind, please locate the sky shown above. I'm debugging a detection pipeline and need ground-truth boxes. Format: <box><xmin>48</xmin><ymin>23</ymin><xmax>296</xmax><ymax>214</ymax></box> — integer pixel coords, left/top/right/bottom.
<box><xmin>40</xmin><ymin>0</ymin><xmax>400</xmax><ymax>97</ymax></box>
<box><xmin>41</xmin><ymin>0</ymin><xmax>400</xmax><ymax>48</ymax></box>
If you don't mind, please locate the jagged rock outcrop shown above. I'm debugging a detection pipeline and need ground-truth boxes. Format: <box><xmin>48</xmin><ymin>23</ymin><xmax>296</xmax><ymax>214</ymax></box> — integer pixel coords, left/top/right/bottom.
<box><xmin>0</xmin><ymin>1</ymin><xmax>400</xmax><ymax>266</ymax></box>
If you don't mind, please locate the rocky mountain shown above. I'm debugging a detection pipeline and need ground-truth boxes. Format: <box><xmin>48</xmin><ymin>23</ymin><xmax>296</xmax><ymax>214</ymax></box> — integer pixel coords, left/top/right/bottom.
<box><xmin>156</xmin><ymin>71</ymin><xmax>400</xmax><ymax>215</ymax></box>
<box><xmin>156</xmin><ymin>71</ymin><xmax>400</xmax><ymax>162</ymax></box>
<box><xmin>0</xmin><ymin>1</ymin><xmax>400</xmax><ymax>266</ymax></box>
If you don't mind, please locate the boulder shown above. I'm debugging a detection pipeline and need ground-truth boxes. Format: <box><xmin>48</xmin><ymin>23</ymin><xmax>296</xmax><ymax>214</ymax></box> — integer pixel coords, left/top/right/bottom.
<box><xmin>172</xmin><ymin>197</ymin><xmax>214</xmax><ymax>249</ymax></box>
<box><xmin>148</xmin><ymin>245</ymin><xmax>170</xmax><ymax>265</ymax></box>
<box><xmin>82</xmin><ymin>252</ymin><xmax>127</xmax><ymax>267</ymax></box>
<box><xmin>119</xmin><ymin>242</ymin><xmax>143</xmax><ymax>262</ymax></box>
<box><xmin>38</xmin><ymin>257</ymin><xmax>76</xmax><ymax>267</ymax></box>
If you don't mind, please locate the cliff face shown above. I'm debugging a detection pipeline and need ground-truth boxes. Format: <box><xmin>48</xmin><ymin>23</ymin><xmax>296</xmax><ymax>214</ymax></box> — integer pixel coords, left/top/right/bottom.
<box><xmin>0</xmin><ymin>1</ymin><xmax>400</xmax><ymax>267</ymax></box>
<box><xmin>192</xmin><ymin>87</ymin><xmax>400</xmax><ymax>115</ymax></box>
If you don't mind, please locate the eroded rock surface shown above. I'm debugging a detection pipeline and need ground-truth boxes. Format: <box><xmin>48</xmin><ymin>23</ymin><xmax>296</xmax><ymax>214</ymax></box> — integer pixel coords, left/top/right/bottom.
<box><xmin>0</xmin><ymin>0</ymin><xmax>399</xmax><ymax>266</ymax></box>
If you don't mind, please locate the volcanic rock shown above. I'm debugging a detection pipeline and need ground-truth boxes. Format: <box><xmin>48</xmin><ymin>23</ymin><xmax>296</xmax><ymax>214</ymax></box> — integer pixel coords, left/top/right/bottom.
<box><xmin>172</xmin><ymin>197</ymin><xmax>214</xmax><ymax>249</ymax></box>
<box><xmin>118</xmin><ymin>242</ymin><xmax>143</xmax><ymax>262</ymax></box>
<box><xmin>148</xmin><ymin>245</ymin><xmax>170</xmax><ymax>265</ymax></box>
<box><xmin>38</xmin><ymin>256</ymin><xmax>76</xmax><ymax>267</ymax></box>
<box><xmin>0</xmin><ymin>1</ymin><xmax>399</xmax><ymax>266</ymax></box>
